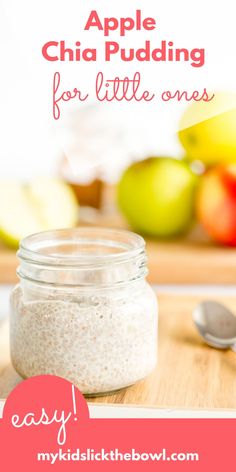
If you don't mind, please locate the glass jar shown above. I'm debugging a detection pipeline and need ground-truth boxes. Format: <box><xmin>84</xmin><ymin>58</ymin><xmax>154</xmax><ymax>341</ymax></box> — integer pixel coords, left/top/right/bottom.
<box><xmin>10</xmin><ymin>227</ymin><xmax>158</xmax><ymax>396</ymax></box>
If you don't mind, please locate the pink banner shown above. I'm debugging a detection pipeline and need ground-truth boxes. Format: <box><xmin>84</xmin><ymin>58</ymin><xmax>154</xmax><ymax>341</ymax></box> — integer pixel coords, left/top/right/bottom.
<box><xmin>0</xmin><ymin>375</ymin><xmax>235</xmax><ymax>470</ymax></box>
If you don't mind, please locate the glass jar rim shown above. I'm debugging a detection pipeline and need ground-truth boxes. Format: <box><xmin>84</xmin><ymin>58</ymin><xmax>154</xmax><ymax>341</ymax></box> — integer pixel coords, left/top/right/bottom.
<box><xmin>18</xmin><ymin>227</ymin><xmax>146</xmax><ymax>268</ymax></box>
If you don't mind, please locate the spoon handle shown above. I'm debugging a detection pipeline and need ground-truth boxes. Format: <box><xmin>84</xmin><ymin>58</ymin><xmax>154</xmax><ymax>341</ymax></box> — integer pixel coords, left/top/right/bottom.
<box><xmin>231</xmin><ymin>344</ymin><xmax>236</xmax><ymax>353</ymax></box>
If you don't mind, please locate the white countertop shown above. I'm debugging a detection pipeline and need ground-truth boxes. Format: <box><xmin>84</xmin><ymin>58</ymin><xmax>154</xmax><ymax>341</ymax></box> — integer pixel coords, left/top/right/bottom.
<box><xmin>1</xmin><ymin>400</ymin><xmax>236</xmax><ymax>419</ymax></box>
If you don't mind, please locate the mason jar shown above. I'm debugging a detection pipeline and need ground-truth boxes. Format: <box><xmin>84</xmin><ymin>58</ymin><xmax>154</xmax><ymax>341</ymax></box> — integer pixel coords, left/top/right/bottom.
<box><xmin>10</xmin><ymin>227</ymin><xmax>158</xmax><ymax>396</ymax></box>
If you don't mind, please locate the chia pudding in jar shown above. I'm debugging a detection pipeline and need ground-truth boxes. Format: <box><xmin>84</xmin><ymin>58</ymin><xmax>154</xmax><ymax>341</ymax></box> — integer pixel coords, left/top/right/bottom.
<box><xmin>10</xmin><ymin>227</ymin><xmax>158</xmax><ymax>395</ymax></box>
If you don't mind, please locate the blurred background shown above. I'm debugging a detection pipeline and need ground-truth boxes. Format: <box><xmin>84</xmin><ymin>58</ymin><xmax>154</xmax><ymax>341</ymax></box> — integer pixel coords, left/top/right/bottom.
<box><xmin>0</xmin><ymin>0</ymin><xmax>236</xmax><ymax>285</ymax></box>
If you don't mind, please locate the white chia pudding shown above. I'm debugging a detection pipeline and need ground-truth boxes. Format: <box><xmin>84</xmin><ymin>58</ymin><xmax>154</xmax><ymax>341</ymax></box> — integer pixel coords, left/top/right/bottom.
<box><xmin>10</xmin><ymin>283</ymin><xmax>158</xmax><ymax>395</ymax></box>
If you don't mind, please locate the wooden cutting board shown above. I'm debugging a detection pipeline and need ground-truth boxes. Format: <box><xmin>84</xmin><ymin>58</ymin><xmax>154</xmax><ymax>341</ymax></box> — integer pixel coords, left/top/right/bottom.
<box><xmin>1</xmin><ymin>293</ymin><xmax>236</xmax><ymax>409</ymax></box>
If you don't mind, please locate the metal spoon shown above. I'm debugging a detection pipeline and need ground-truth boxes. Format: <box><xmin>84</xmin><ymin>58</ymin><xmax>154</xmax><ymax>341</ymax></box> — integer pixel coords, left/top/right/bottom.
<box><xmin>193</xmin><ymin>300</ymin><xmax>236</xmax><ymax>352</ymax></box>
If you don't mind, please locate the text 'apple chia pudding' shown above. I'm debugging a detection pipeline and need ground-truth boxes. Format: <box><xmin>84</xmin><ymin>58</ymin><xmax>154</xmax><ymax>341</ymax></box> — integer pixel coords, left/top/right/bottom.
<box><xmin>10</xmin><ymin>227</ymin><xmax>158</xmax><ymax>395</ymax></box>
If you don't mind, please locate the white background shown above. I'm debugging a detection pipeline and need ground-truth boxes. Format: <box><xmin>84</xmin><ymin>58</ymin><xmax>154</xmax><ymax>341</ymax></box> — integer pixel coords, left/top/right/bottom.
<box><xmin>0</xmin><ymin>0</ymin><xmax>235</xmax><ymax>180</ymax></box>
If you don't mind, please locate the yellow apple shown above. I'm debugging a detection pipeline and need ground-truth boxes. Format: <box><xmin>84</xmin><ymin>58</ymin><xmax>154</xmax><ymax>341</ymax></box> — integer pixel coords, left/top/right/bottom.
<box><xmin>178</xmin><ymin>92</ymin><xmax>236</xmax><ymax>166</ymax></box>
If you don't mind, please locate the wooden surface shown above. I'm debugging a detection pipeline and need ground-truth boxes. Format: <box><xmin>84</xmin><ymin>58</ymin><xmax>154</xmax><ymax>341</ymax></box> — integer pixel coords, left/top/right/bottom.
<box><xmin>1</xmin><ymin>293</ymin><xmax>236</xmax><ymax>409</ymax></box>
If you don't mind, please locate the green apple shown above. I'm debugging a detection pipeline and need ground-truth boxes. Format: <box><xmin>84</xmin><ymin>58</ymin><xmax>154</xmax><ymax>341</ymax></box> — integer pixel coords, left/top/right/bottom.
<box><xmin>0</xmin><ymin>178</ymin><xmax>79</xmax><ymax>248</ymax></box>
<box><xmin>117</xmin><ymin>157</ymin><xmax>198</xmax><ymax>237</ymax></box>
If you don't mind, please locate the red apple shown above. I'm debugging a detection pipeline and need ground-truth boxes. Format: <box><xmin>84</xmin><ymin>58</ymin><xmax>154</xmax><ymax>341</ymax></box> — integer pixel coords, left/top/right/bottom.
<box><xmin>196</xmin><ymin>164</ymin><xmax>236</xmax><ymax>245</ymax></box>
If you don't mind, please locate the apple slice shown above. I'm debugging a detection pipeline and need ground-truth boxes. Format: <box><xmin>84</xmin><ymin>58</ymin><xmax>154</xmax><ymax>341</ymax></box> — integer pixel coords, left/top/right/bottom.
<box><xmin>0</xmin><ymin>178</ymin><xmax>79</xmax><ymax>248</ymax></box>
<box><xmin>28</xmin><ymin>177</ymin><xmax>79</xmax><ymax>230</ymax></box>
